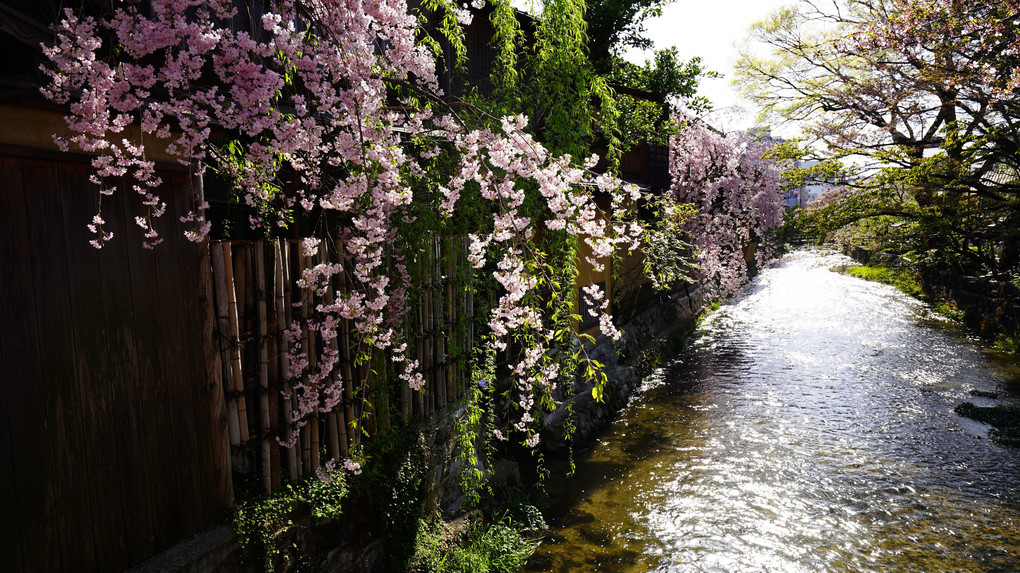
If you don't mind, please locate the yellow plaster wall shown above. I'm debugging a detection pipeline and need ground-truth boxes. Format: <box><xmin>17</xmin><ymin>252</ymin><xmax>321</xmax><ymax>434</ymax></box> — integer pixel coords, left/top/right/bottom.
<box><xmin>0</xmin><ymin>103</ymin><xmax>184</xmax><ymax>165</ymax></box>
<box><xmin>574</xmin><ymin>207</ymin><xmax>613</xmax><ymax>336</ymax></box>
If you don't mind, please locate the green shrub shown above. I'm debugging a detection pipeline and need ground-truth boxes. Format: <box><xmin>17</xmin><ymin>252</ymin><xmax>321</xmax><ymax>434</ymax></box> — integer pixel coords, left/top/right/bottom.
<box><xmin>232</xmin><ymin>423</ymin><xmax>538</xmax><ymax>573</ymax></box>
<box><xmin>234</xmin><ymin>467</ymin><xmax>349</xmax><ymax>572</ymax></box>
<box><xmin>695</xmin><ymin>300</ymin><xmax>720</xmax><ymax>327</ymax></box>
<box><xmin>495</xmin><ymin>488</ymin><xmax>546</xmax><ymax>535</ymax></box>
<box><xmin>994</xmin><ymin>330</ymin><xmax>1020</xmax><ymax>355</ymax></box>
<box><xmin>376</xmin><ymin>430</ymin><xmax>428</xmax><ymax>570</ymax></box>
<box><xmin>409</xmin><ymin>512</ymin><xmax>538</xmax><ymax>573</ymax></box>
<box><xmin>233</xmin><ymin>422</ymin><xmax>429</xmax><ymax>573</ymax></box>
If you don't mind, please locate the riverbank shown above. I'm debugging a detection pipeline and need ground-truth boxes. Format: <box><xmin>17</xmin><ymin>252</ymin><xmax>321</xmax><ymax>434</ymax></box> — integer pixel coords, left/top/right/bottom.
<box><xmin>954</xmin><ymin>401</ymin><xmax>1020</xmax><ymax>447</ymax></box>
<box><xmin>542</xmin><ymin>284</ymin><xmax>712</xmax><ymax>450</ymax></box>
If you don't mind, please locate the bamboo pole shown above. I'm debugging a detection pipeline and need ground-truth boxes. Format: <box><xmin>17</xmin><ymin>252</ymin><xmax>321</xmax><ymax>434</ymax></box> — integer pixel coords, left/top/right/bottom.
<box><xmin>376</xmin><ymin>351</ymin><xmax>391</xmax><ymax>430</ymax></box>
<box><xmin>310</xmin><ymin>415</ymin><xmax>320</xmax><ymax>471</ymax></box>
<box><xmin>466</xmin><ymin>294</ymin><xmax>473</xmax><ymax>352</ymax></box>
<box><xmin>467</xmin><ymin>286</ymin><xmax>474</xmax><ymax>352</ymax></box>
<box><xmin>424</xmin><ymin>240</ymin><xmax>434</xmax><ymax>415</ymax></box>
<box><xmin>223</xmin><ymin>243</ymin><xmax>251</xmax><ymax>444</ymax></box>
<box><xmin>466</xmin><ymin>239</ymin><xmax>474</xmax><ymax>387</ymax></box>
<box><xmin>341</xmin><ymin>323</ymin><xmax>356</xmax><ymax>445</ymax></box>
<box><xmin>333</xmin><ymin>243</ymin><xmax>352</xmax><ymax>454</ymax></box>
<box><xmin>464</xmin><ymin>235</ymin><xmax>471</xmax><ymax>396</ymax></box>
<box><xmin>360</xmin><ymin>360</ymin><xmax>375</xmax><ymax>437</ymax></box>
<box><xmin>266</xmin><ymin>249</ymin><xmax>281</xmax><ymax>492</ymax></box>
<box><xmin>239</xmin><ymin>245</ymin><xmax>258</xmax><ymax>479</ymax></box>
<box><xmin>322</xmin><ymin>247</ymin><xmax>347</xmax><ymax>460</ymax></box>
<box><xmin>445</xmin><ymin>236</ymin><xmax>456</xmax><ymax>402</ymax></box>
<box><xmin>436</xmin><ymin>295</ymin><xmax>446</xmax><ymax>409</ymax></box>
<box><xmin>434</xmin><ymin>252</ymin><xmax>446</xmax><ymax>409</ymax></box>
<box><xmin>326</xmin><ymin>410</ymin><xmax>341</xmax><ymax>460</ymax></box>
<box><xmin>459</xmin><ymin>235</ymin><xmax>466</xmax><ymax>398</ymax></box>
<box><xmin>235</xmin><ymin>245</ymin><xmax>254</xmax><ymax>442</ymax></box>
<box><xmin>256</xmin><ymin>241</ymin><xmax>272</xmax><ymax>495</ymax></box>
<box><xmin>309</xmin><ymin>257</ymin><xmax>320</xmax><ymax>472</ymax></box>
<box><xmin>435</xmin><ymin>236</ymin><xmax>445</xmax><ymax>410</ymax></box>
<box><xmin>400</xmin><ymin>339</ymin><xmax>411</xmax><ymax>420</ymax></box>
<box><xmin>342</xmin><ymin>337</ymin><xmax>356</xmax><ymax>446</ymax></box>
<box><xmin>462</xmin><ymin>235</ymin><xmax>470</xmax><ymax>397</ymax></box>
<box><xmin>211</xmin><ymin>243</ymin><xmax>242</xmax><ymax>449</ymax></box>
<box><xmin>426</xmin><ymin>293</ymin><xmax>434</xmax><ymax>414</ymax></box>
<box><xmin>239</xmin><ymin>246</ymin><xmax>255</xmax><ymax>402</ymax></box>
<box><xmin>203</xmin><ymin>241</ymin><xmax>234</xmax><ymax>505</ymax></box>
<box><xmin>414</xmin><ymin>275</ymin><xmax>425</xmax><ymax>418</ymax></box>
<box><xmin>296</xmin><ymin>242</ymin><xmax>312</xmax><ymax>474</ymax></box>
<box><xmin>266</xmin><ymin>243</ymin><xmax>281</xmax><ymax>491</ymax></box>
<box><xmin>400</xmin><ymin>308</ymin><xmax>411</xmax><ymax>419</ymax></box>
<box><xmin>324</xmin><ymin>349</ymin><xmax>342</xmax><ymax>461</ymax></box>
<box><xmin>300</xmin><ymin>245</ymin><xmax>321</xmax><ymax>471</ymax></box>
<box><xmin>337</xmin><ymin>239</ymin><xmax>356</xmax><ymax>447</ymax></box>
<box><xmin>300</xmin><ymin>420</ymin><xmax>311</xmax><ymax>475</ymax></box>
<box><xmin>277</xmin><ymin>239</ymin><xmax>299</xmax><ymax>481</ymax></box>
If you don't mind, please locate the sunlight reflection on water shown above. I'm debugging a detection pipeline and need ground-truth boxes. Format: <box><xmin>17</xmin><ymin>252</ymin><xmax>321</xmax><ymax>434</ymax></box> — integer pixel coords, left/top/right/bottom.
<box><xmin>531</xmin><ymin>249</ymin><xmax>1020</xmax><ymax>572</ymax></box>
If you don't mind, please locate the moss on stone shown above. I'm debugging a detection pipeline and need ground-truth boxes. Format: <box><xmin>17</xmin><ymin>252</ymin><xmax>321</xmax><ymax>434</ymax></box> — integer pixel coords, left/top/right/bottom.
<box><xmin>955</xmin><ymin>402</ymin><xmax>1020</xmax><ymax>447</ymax></box>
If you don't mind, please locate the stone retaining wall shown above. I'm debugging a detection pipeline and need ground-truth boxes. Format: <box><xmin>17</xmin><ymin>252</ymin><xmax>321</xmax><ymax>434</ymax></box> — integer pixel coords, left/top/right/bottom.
<box><xmin>921</xmin><ymin>271</ymin><xmax>1020</xmax><ymax>338</ymax></box>
<box><xmin>542</xmin><ymin>284</ymin><xmax>709</xmax><ymax>448</ymax></box>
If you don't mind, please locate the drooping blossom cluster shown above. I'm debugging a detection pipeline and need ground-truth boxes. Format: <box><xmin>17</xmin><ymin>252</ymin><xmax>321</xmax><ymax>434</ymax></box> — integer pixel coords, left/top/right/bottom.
<box><xmin>669</xmin><ymin>110</ymin><xmax>784</xmax><ymax>298</ymax></box>
<box><xmin>41</xmin><ymin>0</ymin><xmax>640</xmax><ymax>450</ymax></box>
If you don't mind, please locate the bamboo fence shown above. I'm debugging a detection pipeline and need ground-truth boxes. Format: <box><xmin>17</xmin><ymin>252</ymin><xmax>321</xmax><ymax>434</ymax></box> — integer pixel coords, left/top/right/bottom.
<box><xmin>208</xmin><ymin>236</ymin><xmax>474</xmax><ymax>494</ymax></box>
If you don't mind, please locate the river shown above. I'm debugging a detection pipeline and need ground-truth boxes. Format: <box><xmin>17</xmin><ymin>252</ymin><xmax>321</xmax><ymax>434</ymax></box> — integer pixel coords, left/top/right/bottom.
<box><xmin>530</xmin><ymin>249</ymin><xmax>1020</xmax><ymax>572</ymax></box>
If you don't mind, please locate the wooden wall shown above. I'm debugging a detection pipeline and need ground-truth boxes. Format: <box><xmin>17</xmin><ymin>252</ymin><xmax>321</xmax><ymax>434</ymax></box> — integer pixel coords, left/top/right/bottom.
<box><xmin>0</xmin><ymin>149</ymin><xmax>231</xmax><ymax>572</ymax></box>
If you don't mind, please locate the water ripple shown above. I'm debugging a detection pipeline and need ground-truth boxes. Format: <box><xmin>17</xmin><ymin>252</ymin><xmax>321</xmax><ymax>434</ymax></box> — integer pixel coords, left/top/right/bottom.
<box><xmin>533</xmin><ymin>250</ymin><xmax>1020</xmax><ymax>572</ymax></box>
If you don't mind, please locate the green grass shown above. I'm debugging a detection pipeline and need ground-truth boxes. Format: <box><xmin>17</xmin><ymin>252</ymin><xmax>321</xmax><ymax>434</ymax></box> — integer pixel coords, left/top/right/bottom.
<box><xmin>933</xmin><ymin>300</ymin><xmax>967</xmax><ymax>322</ymax></box>
<box><xmin>994</xmin><ymin>330</ymin><xmax>1020</xmax><ymax>355</ymax></box>
<box><xmin>695</xmin><ymin>300</ymin><xmax>721</xmax><ymax>327</ymax></box>
<box><xmin>842</xmin><ymin>264</ymin><xmax>922</xmax><ymax>298</ymax></box>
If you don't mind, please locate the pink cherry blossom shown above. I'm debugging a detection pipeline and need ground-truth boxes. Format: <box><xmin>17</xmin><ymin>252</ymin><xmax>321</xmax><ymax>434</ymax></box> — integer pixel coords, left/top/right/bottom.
<box><xmin>43</xmin><ymin>0</ymin><xmax>645</xmax><ymax>453</ymax></box>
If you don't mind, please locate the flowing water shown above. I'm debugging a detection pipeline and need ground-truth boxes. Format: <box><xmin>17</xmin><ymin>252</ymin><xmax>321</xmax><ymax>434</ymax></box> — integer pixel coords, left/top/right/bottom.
<box><xmin>530</xmin><ymin>249</ymin><xmax>1020</xmax><ymax>572</ymax></box>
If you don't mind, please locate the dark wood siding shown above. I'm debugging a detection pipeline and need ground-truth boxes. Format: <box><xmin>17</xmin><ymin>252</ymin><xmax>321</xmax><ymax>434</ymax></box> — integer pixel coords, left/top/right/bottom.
<box><xmin>0</xmin><ymin>152</ymin><xmax>231</xmax><ymax>572</ymax></box>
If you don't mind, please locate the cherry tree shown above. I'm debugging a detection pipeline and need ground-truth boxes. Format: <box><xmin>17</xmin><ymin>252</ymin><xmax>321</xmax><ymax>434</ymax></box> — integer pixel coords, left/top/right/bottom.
<box><xmin>736</xmin><ymin>0</ymin><xmax>1020</xmax><ymax>277</ymax></box>
<box><xmin>41</xmin><ymin>0</ymin><xmax>642</xmax><ymax>453</ymax></box>
<box><xmin>668</xmin><ymin>110</ymin><xmax>784</xmax><ymax>298</ymax></box>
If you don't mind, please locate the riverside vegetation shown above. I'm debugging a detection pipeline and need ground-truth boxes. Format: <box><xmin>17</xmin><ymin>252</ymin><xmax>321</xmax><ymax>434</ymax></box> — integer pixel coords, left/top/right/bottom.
<box><xmin>41</xmin><ymin>0</ymin><xmax>786</xmax><ymax>569</ymax></box>
<box><xmin>232</xmin><ymin>422</ymin><xmax>544</xmax><ymax>572</ymax></box>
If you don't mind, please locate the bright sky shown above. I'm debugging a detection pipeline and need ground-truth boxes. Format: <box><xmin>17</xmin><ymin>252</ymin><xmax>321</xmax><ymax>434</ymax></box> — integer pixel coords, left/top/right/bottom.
<box><xmin>625</xmin><ymin>0</ymin><xmax>797</xmax><ymax>133</ymax></box>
